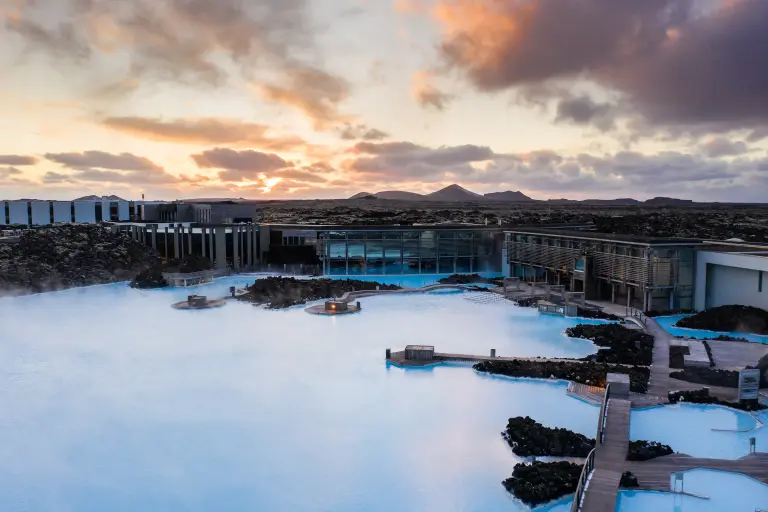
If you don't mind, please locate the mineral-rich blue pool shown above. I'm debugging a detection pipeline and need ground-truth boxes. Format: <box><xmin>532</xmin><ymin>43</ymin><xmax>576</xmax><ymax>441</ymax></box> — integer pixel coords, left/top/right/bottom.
<box><xmin>617</xmin><ymin>468</ymin><xmax>768</xmax><ymax>511</ymax></box>
<box><xmin>656</xmin><ymin>314</ymin><xmax>768</xmax><ymax>344</ymax></box>
<box><xmin>0</xmin><ymin>277</ymin><xmax>604</xmax><ymax>511</ymax></box>
<box><xmin>630</xmin><ymin>403</ymin><xmax>765</xmax><ymax>459</ymax></box>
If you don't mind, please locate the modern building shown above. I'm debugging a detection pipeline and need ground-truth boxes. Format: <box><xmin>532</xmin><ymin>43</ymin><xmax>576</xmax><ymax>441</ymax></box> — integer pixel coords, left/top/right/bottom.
<box><xmin>694</xmin><ymin>241</ymin><xmax>768</xmax><ymax>311</ymax></box>
<box><xmin>505</xmin><ymin>228</ymin><xmax>701</xmax><ymax>311</ymax></box>
<box><xmin>0</xmin><ymin>199</ymin><xmax>145</xmax><ymax>226</ymax></box>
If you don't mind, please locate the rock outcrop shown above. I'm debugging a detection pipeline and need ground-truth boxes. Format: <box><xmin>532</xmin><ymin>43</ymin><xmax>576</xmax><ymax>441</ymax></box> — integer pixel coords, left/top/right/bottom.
<box><xmin>567</xmin><ymin>323</ymin><xmax>654</xmax><ymax>365</ymax></box>
<box><xmin>675</xmin><ymin>305</ymin><xmax>768</xmax><ymax>335</ymax></box>
<box><xmin>237</xmin><ymin>277</ymin><xmax>400</xmax><ymax>309</ymax></box>
<box><xmin>627</xmin><ymin>440</ymin><xmax>674</xmax><ymax>461</ymax></box>
<box><xmin>502</xmin><ymin>416</ymin><xmax>595</xmax><ymax>457</ymax></box>
<box><xmin>0</xmin><ymin>225</ymin><xmax>160</xmax><ymax>295</ymax></box>
<box><xmin>474</xmin><ymin>359</ymin><xmax>650</xmax><ymax>393</ymax></box>
<box><xmin>502</xmin><ymin>461</ymin><xmax>582</xmax><ymax>507</ymax></box>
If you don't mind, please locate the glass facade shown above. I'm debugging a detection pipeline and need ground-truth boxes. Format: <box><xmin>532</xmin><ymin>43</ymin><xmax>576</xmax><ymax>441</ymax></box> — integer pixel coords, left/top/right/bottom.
<box><xmin>319</xmin><ymin>229</ymin><xmax>502</xmax><ymax>276</ymax></box>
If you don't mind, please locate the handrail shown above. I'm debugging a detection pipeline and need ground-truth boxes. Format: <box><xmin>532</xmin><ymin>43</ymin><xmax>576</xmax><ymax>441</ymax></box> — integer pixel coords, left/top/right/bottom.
<box><xmin>570</xmin><ymin>447</ymin><xmax>597</xmax><ymax>512</ymax></box>
<box><xmin>597</xmin><ymin>383</ymin><xmax>611</xmax><ymax>444</ymax></box>
<box><xmin>625</xmin><ymin>306</ymin><xmax>648</xmax><ymax>326</ymax></box>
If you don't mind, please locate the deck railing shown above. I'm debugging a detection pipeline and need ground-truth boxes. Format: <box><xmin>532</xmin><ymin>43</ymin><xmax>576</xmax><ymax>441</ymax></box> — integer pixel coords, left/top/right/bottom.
<box><xmin>626</xmin><ymin>307</ymin><xmax>649</xmax><ymax>326</ymax></box>
<box><xmin>570</xmin><ymin>447</ymin><xmax>597</xmax><ymax>512</ymax></box>
<box><xmin>597</xmin><ymin>383</ymin><xmax>611</xmax><ymax>444</ymax></box>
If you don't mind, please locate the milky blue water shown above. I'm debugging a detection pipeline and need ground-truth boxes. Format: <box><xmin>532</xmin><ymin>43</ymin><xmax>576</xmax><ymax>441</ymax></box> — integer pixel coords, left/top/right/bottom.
<box><xmin>630</xmin><ymin>403</ymin><xmax>765</xmax><ymax>459</ymax></box>
<box><xmin>617</xmin><ymin>468</ymin><xmax>768</xmax><ymax>511</ymax></box>
<box><xmin>0</xmin><ymin>277</ymin><xmax>604</xmax><ymax>512</ymax></box>
<box><xmin>656</xmin><ymin>314</ymin><xmax>768</xmax><ymax>344</ymax></box>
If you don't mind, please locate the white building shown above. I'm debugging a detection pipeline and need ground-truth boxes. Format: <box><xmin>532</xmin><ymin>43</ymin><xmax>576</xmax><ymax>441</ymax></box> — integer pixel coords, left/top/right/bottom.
<box><xmin>695</xmin><ymin>242</ymin><xmax>768</xmax><ymax>311</ymax></box>
<box><xmin>1</xmin><ymin>198</ymin><xmax>146</xmax><ymax>226</ymax></box>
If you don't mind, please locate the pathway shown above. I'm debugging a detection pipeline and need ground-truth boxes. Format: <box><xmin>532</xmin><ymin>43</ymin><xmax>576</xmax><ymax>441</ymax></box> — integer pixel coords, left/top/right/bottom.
<box><xmin>633</xmin><ymin>315</ymin><xmax>671</xmax><ymax>398</ymax></box>
<box><xmin>580</xmin><ymin>398</ymin><xmax>632</xmax><ymax>512</ymax></box>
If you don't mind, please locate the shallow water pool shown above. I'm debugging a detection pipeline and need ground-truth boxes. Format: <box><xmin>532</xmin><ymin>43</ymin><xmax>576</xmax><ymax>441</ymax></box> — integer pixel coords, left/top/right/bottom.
<box><xmin>630</xmin><ymin>403</ymin><xmax>764</xmax><ymax>459</ymax></box>
<box><xmin>656</xmin><ymin>314</ymin><xmax>768</xmax><ymax>344</ymax></box>
<box><xmin>0</xmin><ymin>278</ymin><xmax>600</xmax><ymax>511</ymax></box>
<box><xmin>617</xmin><ymin>468</ymin><xmax>768</xmax><ymax>511</ymax></box>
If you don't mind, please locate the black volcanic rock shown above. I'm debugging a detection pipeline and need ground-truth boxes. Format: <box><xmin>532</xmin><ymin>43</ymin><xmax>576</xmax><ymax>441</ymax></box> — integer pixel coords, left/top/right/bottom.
<box><xmin>668</xmin><ymin>388</ymin><xmax>765</xmax><ymax>412</ymax></box>
<box><xmin>669</xmin><ymin>367</ymin><xmax>740</xmax><ymax>388</ymax></box>
<box><xmin>567</xmin><ymin>324</ymin><xmax>654</xmax><ymax>365</ymax></box>
<box><xmin>502</xmin><ymin>461</ymin><xmax>582</xmax><ymax>507</ymax></box>
<box><xmin>627</xmin><ymin>440</ymin><xmax>674</xmax><ymax>461</ymax></box>
<box><xmin>129</xmin><ymin>255</ymin><xmax>213</xmax><ymax>289</ymax></box>
<box><xmin>675</xmin><ymin>305</ymin><xmax>768</xmax><ymax>335</ymax></box>
<box><xmin>473</xmin><ymin>359</ymin><xmax>650</xmax><ymax>393</ymax></box>
<box><xmin>620</xmin><ymin>471</ymin><xmax>639</xmax><ymax>488</ymax></box>
<box><xmin>502</xmin><ymin>416</ymin><xmax>595</xmax><ymax>457</ymax></box>
<box><xmin>237</xmin><ymin>277</ymin><xmax>400</xmax><ymax>309</ymax></box>
<box><xmin>0</xmin><ymin>224</ymin><xmax>160</xmax><ymax>295</ymax></box>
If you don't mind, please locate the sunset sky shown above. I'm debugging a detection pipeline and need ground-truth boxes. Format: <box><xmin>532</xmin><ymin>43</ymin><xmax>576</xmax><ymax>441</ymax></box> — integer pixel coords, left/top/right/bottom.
<box><xmin>1</xmin><ymin>0</ymin><xmax>767</xmax><ymax>201</ymax></box>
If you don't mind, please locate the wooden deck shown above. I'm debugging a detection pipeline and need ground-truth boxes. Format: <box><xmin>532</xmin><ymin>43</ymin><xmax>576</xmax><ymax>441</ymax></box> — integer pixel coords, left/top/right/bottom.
<box><xmin>567</xmin><ymin>382</ymin><xmax>668</xmax><ymax>409</ymax></box>
<box><xmin>387</xmin><ymin>351</ymin><xmax>578</xmax><ymax>367</ymax></box>
<box><xmin>627</xmin><ymin>453</ymin><xmax>768</xmax><ymax>491</ymax></box>
<box><xmin>580</xmin><ymin>398</ymin><xmax>631</xmax><ymax>512</ymax></box>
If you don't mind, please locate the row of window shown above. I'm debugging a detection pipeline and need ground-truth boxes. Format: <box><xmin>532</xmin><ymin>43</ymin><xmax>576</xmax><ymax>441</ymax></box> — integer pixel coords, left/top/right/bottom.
<box><xmin>323</xmin><ymin>230</ymin><xmax>496</xmax><ymax>241</ymax></box>
<box><xmin>326</xmin><ymin>256</ymin><xmax>495</xmax><ymax>275</ymax></box>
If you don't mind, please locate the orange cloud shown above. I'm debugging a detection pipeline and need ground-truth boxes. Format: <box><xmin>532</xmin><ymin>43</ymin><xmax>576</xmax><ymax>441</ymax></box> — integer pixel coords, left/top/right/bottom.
<box><xmin>101</xmin><ymin>116</ymin><xmax>307</xmax><ymax>151</ymax></box>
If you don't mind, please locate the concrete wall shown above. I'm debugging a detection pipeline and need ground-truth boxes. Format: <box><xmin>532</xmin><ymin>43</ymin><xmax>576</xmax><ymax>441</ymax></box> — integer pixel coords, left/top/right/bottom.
<box><xmin>8</xmin><ymin>201</ymin><xmax>28</xmax><ymax>224</ymax></box>
<box><xmin>695</xmin><ymin>251</ymin><xmax>768</xmax><ymax>310</ymax></box>
<box><xmin>74</xmin><ymin>201</ymin><xmax>96</xmax><ymax>223</ymax></box>
<box><xmin>52</xmin><ymin>201</ymin><xmax>71</xmax><ymax>222</ymax></box>
<box><xmin>30</xmin><ymin>201</ymin><xmax>50</xmax><ymax>225</ymax></box>
<box><xmin>118</xmin><ymin>201</ymin><xmax>130</xmax><ymax>221</ymax></box>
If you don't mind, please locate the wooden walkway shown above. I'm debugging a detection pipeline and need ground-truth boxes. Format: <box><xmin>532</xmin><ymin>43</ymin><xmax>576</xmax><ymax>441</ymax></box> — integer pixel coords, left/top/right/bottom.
<box><xmin>633</xmin><ymin>315</ymin><xmax>671</xmax><ymax>398</ymax></box>
<box><xmin>580</xmin><ymin>398</ymin><xmax>631</xmax><ymax>512</ymax></box>
<box><xmin>627</xmin><ymin>453</ymin><xmax>768</xmax><ymax>491</ymax></box>
<box><xmin>388</xmin><ymin>350</ymin><xmax>578</xmax><ymax>367</ymax></box>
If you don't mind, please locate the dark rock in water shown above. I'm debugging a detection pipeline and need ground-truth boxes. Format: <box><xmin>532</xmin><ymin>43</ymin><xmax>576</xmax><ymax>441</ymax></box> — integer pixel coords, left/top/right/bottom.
<box><xmin>237</xmin><ymin>277</ymin><xmax>400</xmax><ymax>309</ymax></box>
<box><xmin>502</xmin><ymin>416</ymin><xmax>595</xmax><ymax>457</ymax></box>
<box><xmin>474</xmin><ymin>359</ymin><xmax>650</xmax><ymax>393</ymax></box>
<box><xmin>675</xmin><ymin>305</ymin><xmax>768</xmax><ymax>335</ymax></box>
<box><xmin>620</xmin><ymin>471</ymin><xmax>639</xmax><ymax>488</ymax></box>
<box><xmin>130</xmin><ymin>267</ymin><xmax>168</xmax><ymax>289</ymax></box>
<box><xmin>576</xmin><ymin>308</ymin><xmax>623</xmax><ymax>321</ymax></box>
<box><xmin>669</xmin><ymin>367</ymin><xmax>740</xmax><ymax>388</ymax></box>
<box><xmin>129</xmin><ymin>255</ymin><xmax>213</xmax><ymax>289</ymax></box>
<box><xmin>668</xmin><ymin>388</ymin><xmax>766</xmax><ymax>412</ymax></box>
<box><xmin>438</xmin><ymin>273</ymin><xmax>498</xmax><ymax>285</ymax></box>
<box><xmin>627</xmin><ymin>440</ymin><xmax>674</xmax><ymax>461</ymax></box>
<box><xmin>568</xmin><ymin>324</ymin><xmax>654</xmax><ymax>365</ymax></box>
<box><xmin>502</xmin><ymin>461</ymin><xmax>582</xmax><ymax>507</ymax></box>
<box><xmin>0</xmin><ymin>224</ymin><xmax>160</xmax><ymax>295</ymax></box>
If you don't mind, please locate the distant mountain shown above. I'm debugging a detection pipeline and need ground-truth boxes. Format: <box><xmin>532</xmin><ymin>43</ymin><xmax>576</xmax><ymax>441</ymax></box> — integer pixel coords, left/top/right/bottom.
<box><xmin>483</xmin><ymin>190</ymin><xmax>533</xmax><ymax>202</ymax></box>
<box><xmin>375</xmin><ymin>190</ymin><xmax>425</xmax><ymax>200</ymax></box>
<box><xmin>74</xmin><ymin>195</ymin><xmax>128</xmax><ymax>201</ymax></box>
<box><xmin>644</xmin><ymin>197</ymin><xmax>695</xmax><ymax>206</ymax></box>
<box><xmin>425</xmin><ymin>184</ymin><xmax>484</xmax><ymax>201</ymax></box>
<box><xmin>349</xmin><ymin>192</ymin><xmax>376</xmax><ymax>199</ymax></box>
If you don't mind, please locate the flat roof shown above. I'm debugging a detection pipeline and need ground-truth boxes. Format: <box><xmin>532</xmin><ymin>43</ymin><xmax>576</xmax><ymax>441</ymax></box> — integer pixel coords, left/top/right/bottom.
<box><xmin>262</xmin><ymin>223</ymin><xmax>507</xmax><ymax>231</ymax></box>
<box><xmin>505</xmin><ymin>227</ymin><xmax>703</xmax><ymax>246</ymax></box>
<box><xmin>405</xmin><ymin>345</ymin><xmax>435</xmax><ymax>351</ymax></box>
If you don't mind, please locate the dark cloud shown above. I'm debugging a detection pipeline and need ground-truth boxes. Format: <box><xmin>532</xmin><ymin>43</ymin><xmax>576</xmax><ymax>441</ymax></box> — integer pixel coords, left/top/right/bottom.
<box><xmin>5</xmin><ymin>0</ymin><xmax>349</xmax><ymax>112</ymax></box>
<box><xmin>338</xmin><ymin>124</ymin><xmax>389</xmax><ymax>141</ymax></box>
<box><xmin>0</xmin><ymin>155</ymin><xmax>37</xmax><ymax>166</ymax></box>
<box><xmin>273</xmin><ymin>164</ymin><xmax>330</xmax><ymax>183</ymax></box>
<box><xmin>191</xmin><ymin>148</ymin><xmax>288</xmax><ymax>182</ymax></box>
<box><xmin>555</xmin><ymin>95</ymin><xmax>616</xmax><ymax>131</ymax></box>
<box><xmin>700</xmin><ymin>137</ymin><xmax>750</xmax><ymax>158</ymax></box>
<box><xmin>44</xmin><ymin>151</ymin><xmax>176</xmax><ymax>184</ymax></box>
<box><xmin>45</xmin><ymin>151</ymin><xmax>163</xmax><ymax>172</ymax></box>
<box><xmin>101</xmin><ymin>116</ymin><xmax>306</xmax><ymax>151</ymax></box>
<box><xmin>0</xmin><ymin>167</ymin><xmax>23</xmax><ymax>178</ymax></box>
<box><xmin>348</xmin><ymin>141</ymin><xmax>495</xmax><ymax>180</ymax></box>
<box><xmin>434</xmin><ymin>0</ymin><xmax>768</xmax><ymax>132</ymax></box>
<box><xmin>42</xmin><ymin>171</ymin><xmax>75</xmax><ymax>184</ymax></box>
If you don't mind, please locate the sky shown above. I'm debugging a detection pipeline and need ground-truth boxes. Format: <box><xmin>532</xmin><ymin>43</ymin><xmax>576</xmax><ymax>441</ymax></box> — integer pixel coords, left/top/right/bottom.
<box><xmin>0</xmin><ymin>0</ymin><xmax>767</xmax><ymax>202</ymax></box>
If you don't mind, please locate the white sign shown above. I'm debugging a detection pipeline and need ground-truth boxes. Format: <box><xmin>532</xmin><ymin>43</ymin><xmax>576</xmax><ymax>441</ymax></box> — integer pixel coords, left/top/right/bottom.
<box><xmin>738</xmin><ymin>369</ymin><xmax>761</xmax><ymax>400</ymax></box>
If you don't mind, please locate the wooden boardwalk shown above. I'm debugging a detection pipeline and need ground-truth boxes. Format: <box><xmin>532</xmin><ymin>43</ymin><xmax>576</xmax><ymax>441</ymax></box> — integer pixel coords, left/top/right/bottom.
<box><xmin>580</xmin><ymin>398</ymin><xmax>631</xmax><ymax>512</ymax></box>
<box><xmin>635</xmin><ymin>316</ymin><xmax>671</xmax><ymax>398</ymax></box>
<box><xmin>388</xmin><ymin>350</ymin><xmax>578</xmax><ymax>367</ymax></box>
<box><xmin>567</xmin><ymin>382</ymin><xmax>668</xmax><ymax>408</ymax></box>
<box><xmin>628</xmin><ymin>453</ymin><xmax>768</xmax><ymax>491</ymax></box>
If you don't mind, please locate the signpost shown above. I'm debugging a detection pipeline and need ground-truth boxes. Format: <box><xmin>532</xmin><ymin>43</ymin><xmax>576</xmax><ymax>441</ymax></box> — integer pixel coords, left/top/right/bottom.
<box><xmin>738</xmin><ymin>368</ymin><xmax>761</xmax><ymax>400</ymax></box>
